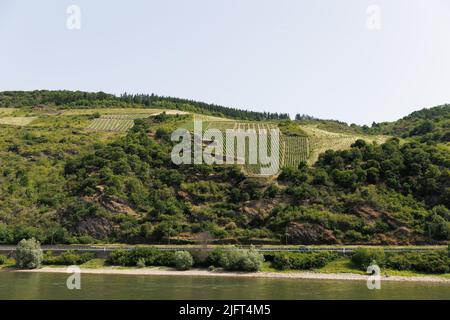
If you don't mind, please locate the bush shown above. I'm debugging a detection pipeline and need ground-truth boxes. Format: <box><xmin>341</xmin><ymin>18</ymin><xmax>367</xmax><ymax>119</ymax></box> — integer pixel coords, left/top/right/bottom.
<box><xmin>107</xmin><ymin>248</ymin><xmax>175</xmax><ymax>267</ymax></box>
<box><xmin>427</xmin><ymin>214</ymin><xmax>450</xmax><ymax>240</ymax></box>
<box><xmin>207</xmin><ymin>248</ymin><xmax>226</xmax><ymax>267</ymax></box>
<box><xmin>351</xmin><ymin>248</ymin><xmax>385</xmax><ymax>271</ymax></box>
<box><xmin>107</xmin><ymin>249</ymin><xmax>130</xmax><ymax>266</ymax></box>
<box><xmin>43</xmin><ymin>250</ymin><xmax>95</xmax><ymax>265</ymax></box>
<box><xmin>0</xmin><ymin>255</ymin><xmax>7</xmax><ymax>265</ymax></box>
<box><xmin>209</xmin><ymin>247</ymin><xmax>264</xmax><ymax>272</ymax></box>
<box><xmin>15</xmin><ymin>238</ymin><xmax>43</xmax><ymax>269</ymax></box>
<box><xmin>174</xmin><ymin>251</ymin><xmax>194</xmax><ymax>270</ymax></box>
<box><xmin>272</xmin><ymin>252</ymin><xmax>337</xmax><ymax>270</ymax></box>
<box><xmin>386</xmin><ymin>250</ymin><xmax>449</xmax><ymax>274</ymax></box>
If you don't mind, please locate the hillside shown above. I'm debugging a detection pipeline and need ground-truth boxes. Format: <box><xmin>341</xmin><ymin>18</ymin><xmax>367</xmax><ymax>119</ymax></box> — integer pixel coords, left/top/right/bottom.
<box><xmin>369</xmin><ymin>104</ymin><xmax>450</xmax><ymax>143</ymax></box>
<box><xmin>0</xmin><ymin>91</ymin><xmax>448</xmax><ymax>246</ymax></box>
<box><xmin>0</xmin><ymin>90</ymin><xmax>289</xmax><ymax>121</ymax></box>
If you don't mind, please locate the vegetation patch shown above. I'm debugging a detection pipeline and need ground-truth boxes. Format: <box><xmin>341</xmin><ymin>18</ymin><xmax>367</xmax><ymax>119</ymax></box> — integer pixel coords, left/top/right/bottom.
<box><xmin>0</xmin><ymin>117</ymin><xmax>37</xmax><ymax>126</ymax></box>
<box><xmin>86</xmin><ymin>118</ymin><xmax>135</xmax><ymax>132</ymax></box>
<box><xmin>271</xmin><ymin>252</ymin><xmax>338</xmax><ymax>270</ymax></box>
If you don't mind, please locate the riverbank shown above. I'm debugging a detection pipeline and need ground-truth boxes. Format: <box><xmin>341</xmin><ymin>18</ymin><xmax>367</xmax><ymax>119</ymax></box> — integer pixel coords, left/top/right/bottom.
<box><xmin>5</xmin><ymin>267</ymin><xmax>450</xmax><ymax>284</ymax></box>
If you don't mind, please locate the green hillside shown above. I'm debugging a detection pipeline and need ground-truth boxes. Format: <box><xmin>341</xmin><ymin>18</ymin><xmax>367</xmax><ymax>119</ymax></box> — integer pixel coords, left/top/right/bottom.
<box><xmin>0</xmin><ymin>91</ymin><xmax>448</xmax><ymax>246</ymax></box>
<box><xmin>369</xmin><ymin>104</ymin><xmax>450</xmax><ymax>143</ymax></box>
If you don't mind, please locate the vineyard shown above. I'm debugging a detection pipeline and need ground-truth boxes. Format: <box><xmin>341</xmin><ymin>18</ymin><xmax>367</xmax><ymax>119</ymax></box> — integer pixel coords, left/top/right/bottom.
<box><xmin>204</xmin><ymin>122</ymin><xmax>283</xmax><ymax>176</ymax></box>
<box><xmin>86</xmin><ymin>113</ymin><xmax>160</xmax><ymax>132</ymax></box>
<box><xmin>87</xmin><ymin>118</ymin><xmax>134</xmax><ymax>132</ymax></box>
<box><xmin>97</xmin><ymin>114</ymin><xmax>152</xmax><ymax>120</ymax></box>
<box><xmin>281</xmin><ymin>136</ymin><xmax>309</xmax><ymax>168</ymax></box>
<box><xmin>87</xmin><ymin>115</ymin><xmax>391</xmax><ymax>175</ymax></box>
<box><xmin>193</xmin><ymin>121</ymin><xmax>312</xmax><ymax>175</ymax></box>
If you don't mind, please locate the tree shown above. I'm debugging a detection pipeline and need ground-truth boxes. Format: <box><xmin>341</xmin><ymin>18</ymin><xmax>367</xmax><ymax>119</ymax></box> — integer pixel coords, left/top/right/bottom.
<box><xmin>427</xmin><ymin>214</ymin><xmax>450</xmax><ymax>241</ymax></box>
<box><xmin>15</xmin><ymin>238</ymin><xmax>43</xmax><ymax>269</ymax></box>
<box><xmin>351</xmin><ymin>248</ymin><xmax>385</xmax><ymax>271</ymax></box>
<box><xmin>174</xmin><ymin>251</ymin><xmax>194</xmax><ymax>270</ymax></box>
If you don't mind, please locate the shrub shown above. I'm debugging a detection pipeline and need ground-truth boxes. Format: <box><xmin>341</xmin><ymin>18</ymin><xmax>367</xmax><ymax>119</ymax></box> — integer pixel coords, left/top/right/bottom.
<box><xmin>210</xmin><ymin>247</ymin><xmax>264</xmax><ymax>272</ymax></box>
<box><xmin>427</xmin><ymin>214</ymin><xmax>450</xmax><ymax>240</ymax></box>
<box><xmin>207</xmin><ymin>248</ymin><xmax>226</xmax><ymax>267</ymax></box>
<box><xmin>272</xmin><ymin>252</ymin><xmax>337</xmax><ymax>270</ymax></box>
<box><xmin>0</xmin><ymin>255</ymin><xmax>7</xmax><ymax>265</ymax></box>
<box><xmin>107</xmin><ymin>249</ymin><xmax>130</xmax><ymax>266</ymax></box>
<box><xmin>43</xmin><ymin>250</ymin><xmax>95</xmax><ymax>265</ymax></box>
<box><xmin>174</xmin><ymin>251</ymin><xmax>194</xmax><ymax>270</ymax></box>
<box><xmin>15</xmin><ymin>238</ymin><xmax>43</xmax><ymax>269</ymax></box>
<box><xmin>386</xmin><ymin>250</ymin><xmax>449</xmax><ymax>274</ymax></box>
<box><xmin>107</xmin><ymin>248</ymin><xmax>175</xmax><ymax>267</ymax></box>
<box><xmin>351</xmin><ymin>248</ymin><xmax>385</xmax><ymax>271</ymax></box>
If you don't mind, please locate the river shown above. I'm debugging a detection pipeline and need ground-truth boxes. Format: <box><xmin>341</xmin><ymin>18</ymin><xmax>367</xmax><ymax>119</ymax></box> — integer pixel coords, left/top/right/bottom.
<box><xmin>0</xmin><ymin>273</ymin><xmax>448</xmax><ymax>300</ymax></box>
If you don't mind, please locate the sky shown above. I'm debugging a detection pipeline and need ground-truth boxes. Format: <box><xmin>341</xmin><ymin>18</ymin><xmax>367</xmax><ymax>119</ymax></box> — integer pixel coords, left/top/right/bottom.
<box><xmin>1</xmin><ymin>0</ymin><xmax>450</xmax><ymax>125</ymax></box>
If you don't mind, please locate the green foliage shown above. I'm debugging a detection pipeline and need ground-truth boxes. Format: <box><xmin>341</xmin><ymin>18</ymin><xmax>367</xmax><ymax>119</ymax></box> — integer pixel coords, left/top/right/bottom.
<box><xmin>173</xmin><ymin>251</ymin><xmax>194</xmax><ymax>270</ymax></box>
<box><xmin>209</xmin><ymin>247</ymin><xmax>264</xmax><ymax>271</ymax></box>
<box><xmin>368</xmin><ymin>104</ymin><xmax>450</xmax><ymax>143</ymax></box>
<box><xmin>272</xmin><ymin>252</ymin><xmax>338</xmax><ymax>270</ymax></box>
<box><xmin>386</xmin><ymin>250</ymin><xmax>449</xmax><ymax>274</ymax></box>
<box><xmin>0</xmin><ymin>255</ymin><xmax>7</xmax><ymax>265</ymax></box>
<box><xmin>107</xmin><ymin>248</ymin><xmax>175</xmax><ymax>267</ymax></box>
<box><xmin>426</xmin><ymin>206</ymin><xmax>450</xmax><ymax>240</ymax></box>
<box><xmin>15</xmin><ymin>238</ymin><xmax>43</xmax><ymax>269</ymax></box>
<box><xmin>351</xmin><ymin>248</ymin><xmax>385</xmax><ymax>271</ymax></box>
<box><xmin>43</xmin><ymin>250</ymin><xmax>95</xmax><ymax>265</ymax></box>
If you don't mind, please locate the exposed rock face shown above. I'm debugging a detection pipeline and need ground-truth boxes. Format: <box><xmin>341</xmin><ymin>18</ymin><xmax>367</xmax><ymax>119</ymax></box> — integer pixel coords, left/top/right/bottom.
<box><xmin>241</xmin><ymin>206</ymin><xmax>264</xmax><ymax>227</ymax></box>
<box><xmin>99</xmin><ymin>194</ymin><xmax>139</xmax><ymax>217</ymax></box>
<box><xmin>77</xmin><ymin>216</ymin><xmax>114</xmax><ymax>239</ymax></box>
<box><xmin>286</xmin><ymin>222</ymin><xmax>340</xmax><ymax>245</ymax></box>
<box><xmin>353</xmin><ymin>206</ymin><xmax>403</xmax><ymax>230</ymax></box>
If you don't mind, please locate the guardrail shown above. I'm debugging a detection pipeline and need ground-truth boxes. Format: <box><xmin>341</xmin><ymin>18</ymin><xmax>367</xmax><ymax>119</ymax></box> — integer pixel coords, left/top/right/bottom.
<box><xmin>0</xmin><ymin>245</ymin><xmax>443</xmax><ymax>254</ymax></box>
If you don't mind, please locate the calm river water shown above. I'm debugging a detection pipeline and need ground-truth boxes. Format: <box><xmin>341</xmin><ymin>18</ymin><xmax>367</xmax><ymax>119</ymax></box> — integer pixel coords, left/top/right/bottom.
<box><xmin>0</xmin><ymin>272</ymin><xmax>449</xmax><ymax>300</ymax></box>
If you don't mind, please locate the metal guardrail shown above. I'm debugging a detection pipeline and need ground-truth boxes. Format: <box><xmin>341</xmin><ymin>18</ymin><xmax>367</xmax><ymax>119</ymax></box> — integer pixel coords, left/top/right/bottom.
<box><xmin>0</xmin><ymin>245</ymin><xmax>443</xmax><ymax>254</ymax></box>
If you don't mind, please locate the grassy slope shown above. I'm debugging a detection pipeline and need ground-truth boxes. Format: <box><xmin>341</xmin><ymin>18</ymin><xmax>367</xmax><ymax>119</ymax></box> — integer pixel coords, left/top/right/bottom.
<box><xmin>300</xmin><ymin>125</ymin><xmax>389</xmax><ymax>165</ymax></box>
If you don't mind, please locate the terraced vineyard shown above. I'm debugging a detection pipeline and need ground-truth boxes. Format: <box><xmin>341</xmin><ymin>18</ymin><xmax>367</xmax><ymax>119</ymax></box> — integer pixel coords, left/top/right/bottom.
<box><xmin>281</xmin><ymin>136</ymin><xmax>309</xmax><ymax>168</ymax></box>
<box><xmin>98</xmin><ymin>114</ymin><xmax>152</xmax><ymax>120</ymax></box>
<box><xmin>87</xmin><ymin>118</ymin><xmax>135</xmax><ymax>132</ymax></box>
<box><xmin>193</xmin><ymin>121</ymin><xmax>311</xmax><ymax>175</ymax></box>
<box><xmin>231</xmin><ymin>123</ymin><xmax>281</xmax><ymax>176</ymax></box>
<box><xmin>86</xmin><ymin>114</ymin><xmax>159</xmax><ymax>132</ymax></box>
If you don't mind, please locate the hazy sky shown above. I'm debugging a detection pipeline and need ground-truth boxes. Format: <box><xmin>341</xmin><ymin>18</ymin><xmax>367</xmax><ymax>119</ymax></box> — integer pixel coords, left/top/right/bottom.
<box><xmin>1</xmin><ymin>0</ymin><xmax>450</xmax><ymax>124</ymax></box>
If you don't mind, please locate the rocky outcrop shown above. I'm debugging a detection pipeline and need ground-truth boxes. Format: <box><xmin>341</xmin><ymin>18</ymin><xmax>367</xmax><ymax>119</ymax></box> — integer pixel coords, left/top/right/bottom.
<box><xmin>286</xmin><ymin>222</ymin><xmax>340</xmax><ymax>245</ymax></box>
